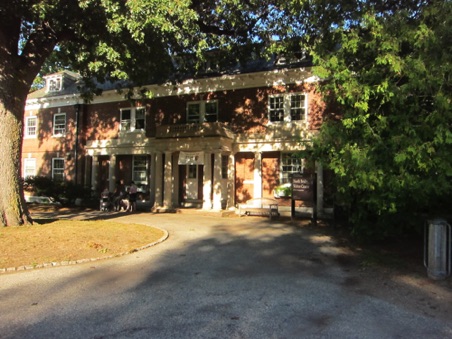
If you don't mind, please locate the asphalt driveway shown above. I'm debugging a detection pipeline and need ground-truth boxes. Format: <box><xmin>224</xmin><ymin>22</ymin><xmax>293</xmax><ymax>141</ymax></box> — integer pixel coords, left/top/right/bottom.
<box><xmin>0</xmin><ymin>211</ymin><xmax>451</xmax><ymax>338</ymax></box>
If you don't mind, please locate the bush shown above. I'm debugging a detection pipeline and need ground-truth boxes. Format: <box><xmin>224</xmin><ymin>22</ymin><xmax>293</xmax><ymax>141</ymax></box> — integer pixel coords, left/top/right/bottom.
<box><xmin>23</xmin><ymin>176</ymin><xmax>93</xmax><ymax>206</ymax></box>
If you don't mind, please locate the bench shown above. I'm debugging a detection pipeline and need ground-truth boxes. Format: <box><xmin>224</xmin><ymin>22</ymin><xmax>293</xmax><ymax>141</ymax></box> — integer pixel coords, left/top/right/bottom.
<box><xmin>238</xmin><ymin>198</ymin><xmax>280</xmax><ymax>220</ymax></box>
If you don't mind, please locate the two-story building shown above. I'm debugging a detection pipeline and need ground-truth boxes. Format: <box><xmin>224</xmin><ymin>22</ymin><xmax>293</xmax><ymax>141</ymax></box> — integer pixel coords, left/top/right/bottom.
<box><xmin>23</xmin><ymin>57</ymin><xmax>330</xmax><ymax>213</ymax></box>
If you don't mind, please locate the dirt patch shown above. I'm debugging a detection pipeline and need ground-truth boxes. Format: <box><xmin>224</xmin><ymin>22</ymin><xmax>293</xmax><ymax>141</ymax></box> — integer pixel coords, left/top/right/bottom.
<box><xmin>327</xmin><ymin>226</ymin><xmax>452</xmax><ymax>323</ymax></box>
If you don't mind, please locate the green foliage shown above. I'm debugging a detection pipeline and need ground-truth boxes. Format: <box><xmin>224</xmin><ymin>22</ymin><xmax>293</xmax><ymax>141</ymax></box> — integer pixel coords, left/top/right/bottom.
<box><xmin>24</xmin><ymin>177</ymin><xmax>92</xmax><ymax>206</ymax></box>
<box><xmin>306</xmin><ymin>0</ymin><xmax>452</xmax><ymax>240</ymax></box>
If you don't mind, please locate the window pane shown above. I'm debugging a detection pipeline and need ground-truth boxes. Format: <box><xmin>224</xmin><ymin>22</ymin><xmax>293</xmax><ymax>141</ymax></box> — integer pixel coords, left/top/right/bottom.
<box><xmin>205</xmin><ymin>102</ymin><xmax>218</xmax><ymax>122</ymax></box>
<box><xmin>49</xmin><ymin>78</ymin><xmax>61</xmax><ymax>92</ymax></box>
<box><xmin>24</xmin><ymin>158</ymin><xmax>36</xmax><ymax>178</ymax></box>
<box><xmin>52</xmin><ymin>159</ymin><xmax>65</xmax><ymax>181</ymax></box>
<box><xmin>135</xmin><ymin>108</ymin><xmax>145</xmax><ymax>129</ymax></box>
<box><xmin>26</xmin><ymin>117</ymin><xmax>37</xmax><ymax>136</ymax></box>
<box><xmin>53</xmin><ymin>114</ymin><xmax>66</xmax><ymax>135</ymax></box>
<box><xmin>290</xmin><ymin>94</ymin><xmax>305</xmax><ymax>121</ymax></box>
<box><xmin>187</xmin><ymin>104</ymin><xmax>200</xmax><ymax>123</ymax></box>
<box><xmin>269</xmin><ymin>97</ymin><xmax>284</xmax><ymax>122</ymax></box>
<box><xmin>281</xmin><ymin>153</ymin><xmax>302</xmax><ymax>183</ymax></box>
<box><xmin>133</xmin><ymin>156</ymin><xmax>147</xmax><ymax>184</ymax></box>
<box><xmin>188</xmin><ymin>165</ymin><xmax>197</xmax><ymax>178</ymax></box>
<box><xmin>121</xmin><ymin>109</ymin><xmax>131</xmax><ymax>130</ymax></box>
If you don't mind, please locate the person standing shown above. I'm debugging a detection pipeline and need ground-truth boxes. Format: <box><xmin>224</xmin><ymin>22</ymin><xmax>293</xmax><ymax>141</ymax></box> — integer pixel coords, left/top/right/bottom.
<box><xmin>128</xmin><ymin>181</ymin><xmax>138</xmax><ymax>212</ymax></box>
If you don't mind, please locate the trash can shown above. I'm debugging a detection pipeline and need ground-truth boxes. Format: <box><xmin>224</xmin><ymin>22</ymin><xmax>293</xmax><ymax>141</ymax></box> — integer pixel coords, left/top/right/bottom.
<box><xmin>424</xmin><ymin>218</ymin><xmax>451</xmax><ymax>280</ymax></box>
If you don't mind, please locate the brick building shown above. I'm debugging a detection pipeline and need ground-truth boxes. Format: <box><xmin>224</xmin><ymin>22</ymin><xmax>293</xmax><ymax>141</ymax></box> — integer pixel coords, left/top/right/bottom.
<box><xmin>23</xmin><ymin>58</ymin><xmax>330</xmax><ymax>213</ymax></box>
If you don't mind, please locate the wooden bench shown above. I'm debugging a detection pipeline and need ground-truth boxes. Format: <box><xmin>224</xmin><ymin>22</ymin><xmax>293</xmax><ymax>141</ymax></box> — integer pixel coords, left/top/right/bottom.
<box><xmin>238</xmin><ymin>198</ymin><xmax>280</xmax><ymax>220</ymax></box>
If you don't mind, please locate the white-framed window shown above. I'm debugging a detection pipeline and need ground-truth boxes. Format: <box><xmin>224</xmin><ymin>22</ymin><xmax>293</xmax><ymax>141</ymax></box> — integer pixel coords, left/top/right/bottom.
<box><xmin>53</xmin><ymin>113</ymin><xmax>66</xmax><ymax>136</ymax></box>
<box><xmin>47</xmin><ymin>77</ymin><xmax>62</xmax><ymax>92</ymax></box>
<box><xmin>52</xmin><ymin>158</ymin><xmax>65</xmax><ymax>181</ymax></box>
<box><xmin>120</xmin><ymin>107</ymin><xmax>146</xmax><ymax>132</ymax></box>
<box><xmin>188</xmin><ymin>164</ymin><xmax>197</xmax><ymax>179</ymax></box>
<box><xmin>25</xmin><ymin>116</ymin><xmax>38</xmax><ymax>138</ymax></box>
<box><xmin>23</xmin><ymin>158</ymin><xmax>36</xmax><ymax>178</ymax></box>
<box><xmin>281</xmin><ymin>153</ymin><xmax>303</xmax><ymax>183</ymax></box>
<box><xmin>133</xmin><ymin>155</ymin><xmax>148</xmax><ymax>184</ymax></box>
<box><xmin>187</xmin><ymin>101</ymin><xmax>218</xmax><ymax>123</ymax></box>
<box><xmin>268</xmin><ymin>93</ymin><xmax>307</xmax><ymax>122</ymax></box>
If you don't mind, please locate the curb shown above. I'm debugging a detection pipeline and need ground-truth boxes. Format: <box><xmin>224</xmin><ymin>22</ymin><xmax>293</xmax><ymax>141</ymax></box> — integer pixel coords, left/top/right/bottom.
<box><xmin>0</xmin><ymin>228</ymin><xmax>169</xmax><ymax>274</ymax></box>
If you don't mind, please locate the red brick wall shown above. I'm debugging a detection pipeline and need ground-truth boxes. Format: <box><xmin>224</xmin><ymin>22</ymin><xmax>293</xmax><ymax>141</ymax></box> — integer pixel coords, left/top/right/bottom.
<box><xmin>22</xmin><ymin>105</ymin><xmax>79</xmax><ymax>181</ymax></box>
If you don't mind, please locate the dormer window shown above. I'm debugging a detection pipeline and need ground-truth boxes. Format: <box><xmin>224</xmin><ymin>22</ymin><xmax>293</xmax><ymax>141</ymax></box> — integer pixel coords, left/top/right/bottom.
<box><xmin>47</xmin><ymin>77</ymin><xmax>62</xmax><ymax>93</ymax></box>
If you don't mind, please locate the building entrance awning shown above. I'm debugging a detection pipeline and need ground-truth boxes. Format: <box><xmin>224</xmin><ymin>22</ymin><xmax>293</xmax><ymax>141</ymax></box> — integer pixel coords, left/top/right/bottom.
<box><xmin>178</xmin><ymin>151</ymin><xmax>204</xmax><ymax>165</ymax></box>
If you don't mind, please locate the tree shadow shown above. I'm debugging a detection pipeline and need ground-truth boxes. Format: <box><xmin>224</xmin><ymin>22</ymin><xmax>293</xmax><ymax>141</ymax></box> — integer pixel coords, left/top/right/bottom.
<box><xmin>1</xmin><ymin>213</ymin><xmax>451</xmax><ymax>338</ymax></box>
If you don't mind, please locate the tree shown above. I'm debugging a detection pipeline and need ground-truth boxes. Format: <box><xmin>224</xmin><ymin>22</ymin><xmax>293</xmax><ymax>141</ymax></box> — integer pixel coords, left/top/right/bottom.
<box><xmin>304</xmin><ymin>0</ymin><xmax>452</xmax><ymax>238</ymax></box>
<box><xmin>0</xmin><ymin>0</ymin><xmax>274</xmax><ymax>226</ymax></box>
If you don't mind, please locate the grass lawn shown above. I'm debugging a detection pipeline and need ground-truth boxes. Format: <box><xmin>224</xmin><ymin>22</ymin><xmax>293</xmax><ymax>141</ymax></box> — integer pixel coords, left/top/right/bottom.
<box><xmin>0</xmin><ymin>219</ymin><xmax>166</xmax><ymax>270</ymax></box>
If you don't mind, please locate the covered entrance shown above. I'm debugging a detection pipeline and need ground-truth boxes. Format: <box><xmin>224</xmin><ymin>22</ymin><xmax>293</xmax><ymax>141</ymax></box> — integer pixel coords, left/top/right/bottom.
<box><xmin>178</xmin><ymin>151</ymin><xmax>204</xmax><ymax>207</ymax></box>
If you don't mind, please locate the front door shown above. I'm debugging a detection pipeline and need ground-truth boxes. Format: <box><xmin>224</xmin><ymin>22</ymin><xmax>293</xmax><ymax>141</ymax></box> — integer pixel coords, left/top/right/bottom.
<box><xmin>179</xmin><ymin>165</ymin><xmax>204</xmax><ymax>203</ymax></box>
<box><xmin>235</xmin><ymin>152</ymin><xmax>254</xmax><ymax>203</ymax></box>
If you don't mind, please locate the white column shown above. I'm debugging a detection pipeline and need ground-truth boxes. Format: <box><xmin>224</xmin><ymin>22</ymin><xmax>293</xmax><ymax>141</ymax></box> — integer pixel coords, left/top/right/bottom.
<box><xmin>163</xmin><ymin>151</ymin><xmax>173</xmax><ymax>208</ymax></box>
<box><xmin>254</xmin><ymin>152</ymin><xmax>262</xmax><ymax>199</ymax></box>
<box><xmin>91</xmin><ymin>155</ymin><xmax>98</xmax><ymax>192</ymax></box>
<box><xmin>153</xmin><ymin>152</ymin><xmax>163</xmax><ymax>209</ymax></box>
<box><xmin>202</xmin><ymin>152</ymin><xmax>212</xmax><ymax>210</ymax></box>
<box><xmin>108</xmin><ymin>154</ymin><xmax>116</xmax><ymax>192</ymax></box>
<box><xmin>213</xmin><ymin>152</ymin><xmax>222</xmax><ymax>210</ymax></box>
<box><xmin>227</xmin><ymin>153</ymin><xmax>235</xmax><ymax>209</ymax></box>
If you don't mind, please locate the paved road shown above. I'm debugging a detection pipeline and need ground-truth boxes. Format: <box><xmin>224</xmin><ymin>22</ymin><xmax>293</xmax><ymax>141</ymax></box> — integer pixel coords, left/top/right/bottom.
<box><xmin>0</xmin><ymin>211</ymin><xmax>451</xmax><ymax>338</ymax></box>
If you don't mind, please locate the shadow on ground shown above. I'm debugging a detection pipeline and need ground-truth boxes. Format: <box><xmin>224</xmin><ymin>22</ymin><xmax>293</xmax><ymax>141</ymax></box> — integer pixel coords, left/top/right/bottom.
<box><xmin>3</xmin><ymin>208</ymin><xmax>451</xmax><ymax>338</ymax></box>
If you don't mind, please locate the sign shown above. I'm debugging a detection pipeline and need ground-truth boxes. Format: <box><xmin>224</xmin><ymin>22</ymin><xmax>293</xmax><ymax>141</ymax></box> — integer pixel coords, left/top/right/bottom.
<box><xmin>291</xmin><ymin>173</ymin><xmax>317</xmax><ymax>224</ymax></box>
<box><xmin>291</xmin><ymin>173</ymin><xmax>314</xmax><ymax>201</ymax></box>
<box><xmin>178</xmin><ymin>151</ymin><xmax>204</xmax><ymax>165</ymax></box>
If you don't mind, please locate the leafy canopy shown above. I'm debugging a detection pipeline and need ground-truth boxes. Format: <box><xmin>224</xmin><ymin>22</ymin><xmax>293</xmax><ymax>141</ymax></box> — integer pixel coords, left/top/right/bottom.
<box><xmin>305</xmin><ymin>0</ymin><xmax>452</xmax><ymax>238</ymax></box>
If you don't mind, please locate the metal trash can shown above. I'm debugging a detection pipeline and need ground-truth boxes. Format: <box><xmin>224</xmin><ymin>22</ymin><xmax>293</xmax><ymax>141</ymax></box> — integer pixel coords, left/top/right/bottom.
<box><xmin>424</xmin><ymin>218</ymin><xmax>451</xmax><ymax>280</ymax></box>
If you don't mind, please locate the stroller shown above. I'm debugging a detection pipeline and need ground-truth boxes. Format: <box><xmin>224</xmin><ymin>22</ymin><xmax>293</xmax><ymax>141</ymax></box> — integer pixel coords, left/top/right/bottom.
<box><xmin>100</xmin><ymin>189</ymin><xmax>112</xmax><ymax>211</ymax></box>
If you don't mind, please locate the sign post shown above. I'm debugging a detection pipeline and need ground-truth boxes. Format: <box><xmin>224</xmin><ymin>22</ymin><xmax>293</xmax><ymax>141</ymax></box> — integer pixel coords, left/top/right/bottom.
<box><xmin>291</xmin><ymin>173</ymin><xmax>317</xmax><ymax>224</ymax></box>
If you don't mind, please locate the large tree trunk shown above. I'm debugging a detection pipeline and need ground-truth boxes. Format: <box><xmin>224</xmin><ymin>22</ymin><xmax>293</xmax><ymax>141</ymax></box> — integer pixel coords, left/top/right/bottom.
<box><xmin>0</xmin><ymin>110</ymin><xmax>33</xmax><ymax>225</ymax></box>
<box><xmin>0</xmin><ymin>13</ymin><xmax>57</xmax><ymax>226</ymax></box>
<box><xmin>0</xmin><ymin>89</ymin><xmax>33</xmax><ymax>226</ymax></box>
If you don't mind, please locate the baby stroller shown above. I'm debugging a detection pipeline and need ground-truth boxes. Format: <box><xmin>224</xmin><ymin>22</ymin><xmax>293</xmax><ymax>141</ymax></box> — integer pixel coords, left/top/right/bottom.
<box><xmin>100</xmin><ymin>190</ymin><xmax>112</xmax><ymax>211</ymax></box>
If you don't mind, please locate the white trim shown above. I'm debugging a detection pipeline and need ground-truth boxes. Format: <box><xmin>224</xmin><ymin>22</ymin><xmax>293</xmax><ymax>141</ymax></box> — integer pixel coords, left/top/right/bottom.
<box><xmin>186</xmin><ymin>100</ymin><xmax>218</xmax><ymax>123</ymax></box>
<box><xmin>53</xmin><ymin>113</ymin><xmax>66</xmax><ymax>136</ymax></box>
<box><xmin>120</xmin><ymin>107</ymin><xmax>146</xmax><ymax>132</ymax></box>
<box><xmin>23</xmin><ymin>158</ymin><xmax>36</xmax><ymax>178</ymax></box>
<box><xmin>132</xmin><ymin>155</ymin><xmax>148</xmax><ymax>185</ymax></box>
<box><xmin>24</xmin><ymin>116</ymin><xmax>38</xmax><ymax>138</ymax></box>
<box><xmin>268</xmin><ymin>92</ymin><xmax>308</xmax><ymax>123</ymax></box>
<box><xmin>52</xmin><ymin>158</ymin><xmax>65</xmax><ymax>180</ymax></box>
<box><xmin>25</xmin><ymin>67</ymin><xmax>316</xmax><ymax>110</ymax></box>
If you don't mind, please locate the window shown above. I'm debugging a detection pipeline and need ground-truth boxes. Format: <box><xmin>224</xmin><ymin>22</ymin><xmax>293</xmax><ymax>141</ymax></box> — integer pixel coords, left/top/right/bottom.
<box><xmin>268</xmin><ymin>93</ymin><xmax>307</xmax><ymax>122</ymax></box>
<box><xmin>52</xmin><ymin>158</ymin><xmax>65</xmax><ymax>181</ymax></box>
<box><xmin>23</xmin><ymin>158</ymin><xmax>36</xmax><ymax>178</ymax></box>
<box><xmin>188</xmin><ymin>165</ymin><xmax>197</xmax><ymax>179</ymax></box>
<box><xmin>269</xmin><ymin>96</ymin><xmax>285</xmax><ymax>122</ymax></box>
<box><xmin>48</xmin><ymin>77</ymin><xmax>62</xmax><ymax>92</ymax></box>
<box><xmin>53</xmin><ymin>113</ymin><xmax>66</xmax><ymax>136</ymax></box>
<box><xmin>133</xmin><ymin>155</ymin><xmax>148</xmax><ymax>184</ymax></box>
<box><xmin>281</xmin><ymin>153</ymin><xmax>303</xmax><ymax>183</ymax></box>
<box><xmin>187</xmin><ymin>101</ymin><xmax>218</xmax><ymax>123</ymax></box>
<box><xmin>25</xmin><ymin>116</ymin><xmax>37</xmax><ymax>138</ymax></box>
<box><xmin>120</xmin><ymin>107</ymin><xmax>146</xmax><ymax>132</ymax></box>
<box><xmin>221</xmin><ymin>155</ymin><xmax>228</xmax><ymax>179</ymax></box>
